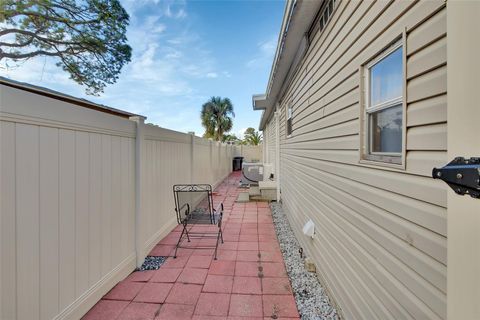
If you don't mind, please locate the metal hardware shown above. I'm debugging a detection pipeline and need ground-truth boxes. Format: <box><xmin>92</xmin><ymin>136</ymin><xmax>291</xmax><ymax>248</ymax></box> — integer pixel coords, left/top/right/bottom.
<box><xmin>432</xmin><ymin>157</ymin><xmax>480</xmax><ymax>199</ymax></box>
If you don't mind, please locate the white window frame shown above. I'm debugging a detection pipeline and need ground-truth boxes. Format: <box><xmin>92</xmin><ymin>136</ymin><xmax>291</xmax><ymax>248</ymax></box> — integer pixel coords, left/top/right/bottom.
<box><xmin>360</xmin><ymin>35</ymin><xmax>407</xmax><ymax>168</ymax></box>
<box><xmin>286</xmin><ymin>104</ymin><xmax>293</xmax><ymax>138</ymax></box>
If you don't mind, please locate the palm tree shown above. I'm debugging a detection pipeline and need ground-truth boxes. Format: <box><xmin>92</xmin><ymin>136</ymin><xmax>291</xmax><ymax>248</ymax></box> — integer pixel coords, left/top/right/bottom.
<box><xmin>243</xmin><ymin>127</ymin><xmax>263</xmax><ymax>145</ymax></box>
<box><xmin>222</xmin><ymin>133</ymin><xmax>240</xmax><ymax>143</ymax></box>
<box><xmin>201</xmin><ymin>97</ymin><xmax>235</xmax><ymax>141</ymax></box>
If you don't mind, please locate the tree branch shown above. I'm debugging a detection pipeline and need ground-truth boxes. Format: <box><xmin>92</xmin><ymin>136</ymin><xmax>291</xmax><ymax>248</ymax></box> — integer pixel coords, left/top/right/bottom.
<box><xmin>4</xmin><ymin>10</ymin><xmax>101</xmax><ymax>25</ymax></box>
<box><xmin>0</xmin><ymin>0</ymin><xmax>131</xmax><ymax>95</ymax></box>
<box><xmin>0</xmin><ymin>49</ymin><xmax>63</xmax><ymax>60</ymax></box>
<box><xmin>0</xmin><ymin>37</ymin><xmax>34</xmax><ymax>47</ymax></box>
<box><xmin>0</xmin><ymin>28</ymin><xmax>96</xmax><ymax>47</ymax></box>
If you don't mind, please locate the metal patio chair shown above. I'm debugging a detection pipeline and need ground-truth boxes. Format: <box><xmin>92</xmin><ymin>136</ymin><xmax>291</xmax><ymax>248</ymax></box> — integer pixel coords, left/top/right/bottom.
<box><xmin>173</xmin><ymin>184</ymin><xmax>224</xmax><ymax>259</ymax></box>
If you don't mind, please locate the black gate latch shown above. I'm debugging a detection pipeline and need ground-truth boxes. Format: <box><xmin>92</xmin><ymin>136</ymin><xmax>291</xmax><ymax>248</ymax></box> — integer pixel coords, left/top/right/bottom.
<box><xmin>432</xmin><ymin>157</ymin><xmax>480</xmax><ymax>199</ymax></box>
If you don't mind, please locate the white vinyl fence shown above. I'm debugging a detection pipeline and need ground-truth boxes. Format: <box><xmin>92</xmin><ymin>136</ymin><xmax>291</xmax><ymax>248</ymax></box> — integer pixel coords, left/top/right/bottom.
<box><xmin>233</xmin><ymin>144</ymin><xmax>263</xmax><ymax>163</ymax></box>
<box><xmin>0</xmin><ymin>83</ymin><xmax>237</xmax><ymax>320</ymax></box>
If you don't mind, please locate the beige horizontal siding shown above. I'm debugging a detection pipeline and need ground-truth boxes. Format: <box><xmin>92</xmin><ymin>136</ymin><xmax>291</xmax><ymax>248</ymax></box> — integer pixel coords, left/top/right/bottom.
<box><xmin>407</xmin><ymin>123</ymin><xmax>447</xmax><ymax>151</ymax></box>
<box><xmin>407</xmin><ymin>94</ymin><xmax>447</xmax><ymax>127</ymax></box>
<box><xmin>407</xmin><ymin>37</ymin><xmax>446</xmax><ymax>79</ymax></box>
<box><xmin>407</xmin><ymin>66</ymin><xmax>447</xmax><ymax>103</ymax></box>
<box><xmin>265</xmin><ymin>118</ymin><xmax>276</xmax><ymax>166</ymax></box>
<box><xmin>281</xmin><ymin>135</ymin><xmax>358</xmax><ymax>151</ymax></box>
<box><xmin>281</xmin><ymin>167</ymin><xmax>445</xmax><ymax>320</ymax></box>
<box><xmin>272</xmin><ymin>1</ymin><xmax>447</xmax><ymax>319</ymax></box>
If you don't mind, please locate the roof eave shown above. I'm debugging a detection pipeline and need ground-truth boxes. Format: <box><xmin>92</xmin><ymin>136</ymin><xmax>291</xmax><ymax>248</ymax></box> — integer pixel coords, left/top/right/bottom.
<box><xmin>252</xmin><ymin>0</ymin><xmax>324</xmax><ymax>131</ymax></box>
<box><xmin>252</xmin><ymin>94</ymin><xmax>268</xmax><ymax>110</ymax></box>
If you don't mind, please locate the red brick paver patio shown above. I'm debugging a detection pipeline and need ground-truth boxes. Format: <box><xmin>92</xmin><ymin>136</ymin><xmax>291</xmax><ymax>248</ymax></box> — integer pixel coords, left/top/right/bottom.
<box><xmin>83</xmin><ymin>171</ymin><xmax>299</xmax><ymax>320</ymax></box>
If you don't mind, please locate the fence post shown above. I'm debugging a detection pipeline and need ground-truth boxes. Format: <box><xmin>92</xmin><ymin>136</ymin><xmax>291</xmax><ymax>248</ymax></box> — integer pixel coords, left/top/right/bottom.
<box><xmin>209</xmin><ymin>139</ymin><xmax>213</xmax><ymax>185</ymax></box>
<box><xmin>190</xmin><ymin>133</ymin><xmax>195</xmax><ymax>184</ymax></box>
<box><xmin>230</xmin><ymin>144</ymin><xmax>233</xmax><ymax>172</ymax></box>
<box><xmin>130</xmin><ymin>116</ymin><xmax>146</xmax><ymax>268</ymax></box>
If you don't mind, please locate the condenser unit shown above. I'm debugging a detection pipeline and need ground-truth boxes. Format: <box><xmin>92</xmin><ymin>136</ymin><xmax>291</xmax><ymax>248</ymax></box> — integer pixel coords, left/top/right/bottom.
<box><xmin>240</xmin><ymin>162</ymin><xmax>264</xmax><ymax>186</ymax></box>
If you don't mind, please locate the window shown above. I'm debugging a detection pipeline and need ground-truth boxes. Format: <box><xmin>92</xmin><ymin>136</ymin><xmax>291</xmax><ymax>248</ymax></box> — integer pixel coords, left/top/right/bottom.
<box><xmin>286</xmin><ymin>104</ymin><xmax>293</xmax><ymax>136</ymax></box>
<box><xmin>364</xmin><ymin>40</ymin><xmax>404</xmax><ymax>164</ymax></box>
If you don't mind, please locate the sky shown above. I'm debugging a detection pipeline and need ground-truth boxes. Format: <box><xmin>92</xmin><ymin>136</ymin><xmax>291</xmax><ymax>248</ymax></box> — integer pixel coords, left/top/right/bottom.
<box><xmin>0</xmin><ymin>0</ymin><xmax>285</xmax><ymax>137</ymax></box>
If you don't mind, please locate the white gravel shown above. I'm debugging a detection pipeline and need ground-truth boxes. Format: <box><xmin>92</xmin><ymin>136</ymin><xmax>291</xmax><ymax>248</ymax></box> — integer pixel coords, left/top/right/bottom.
<box><xmin>270</xmin><ymin>202</ymin><xmax>339</xmax><ymax>320</ymax></box>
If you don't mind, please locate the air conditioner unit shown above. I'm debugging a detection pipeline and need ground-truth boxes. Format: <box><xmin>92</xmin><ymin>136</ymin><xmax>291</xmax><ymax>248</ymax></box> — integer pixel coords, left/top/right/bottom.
<box><xmin>240</xmin><ymin>162</ymin><xmax>263</xmax><ymax>186</ymax></box>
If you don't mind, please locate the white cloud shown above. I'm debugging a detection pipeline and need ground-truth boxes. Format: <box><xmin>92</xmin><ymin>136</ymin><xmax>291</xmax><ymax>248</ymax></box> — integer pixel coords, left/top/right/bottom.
<box><xmin>164</xmin><ymin>3</ymin><xmax>187</xmax><ymax>19</ymax></box>
<box><xmin>121</xmin><ymin>0</ymin><xmax>186</xmax><ymax>18</ymax></box>
<box><xmin>176</xmin><ymin>8</ymin><xmax>187</xmax><ymax>19</ymax></box>
<box><xmin>237</xmin><ymin>127</ymin><xmax>248</xmax><ymax>139</ymax></box>
<box><xmin>0</xmin><ymin>57</ymin><xmax>73</xmax><ymax>88</ymax></box>
<box><xmin>152</xmin><ymin>23</ymin><xmax>166</xmax><ymax>34</ymax></box>
<box><xmin>134</xmin><ymin>43</ymin><xmax>158</xmax><ymax>69</ymax></box>
<box><xmin>206</xmin><ymin>72</ymin><xmax>218</xmax><ymax>78</ymax></box>
<box><xmin>260</xmin><ymin>37</ymin><xmax>277</xmax><ymax>54</ymax></box>
<box><xmin>165</xmin><ymin>5</ymin><xmax>173</xmax><ymax>17</ymax></box>
<box><xmin>165</xmin><ymin>48</ymin><xmax>182</xmax><ymax>59</ymax></box>
<box><xmin>246</xmin><ymin>36</ymin><xmax>277</xmax><ymax>69</ymax></box>
<box><xmin>166</xmin><ymin>32</ymin><xmax>200</xmax><ymax>46</ymax></box>
<box><xmin>0</xmin><ymin>0</ymin><xmax>222</xmax><ymax>135</ymax></box>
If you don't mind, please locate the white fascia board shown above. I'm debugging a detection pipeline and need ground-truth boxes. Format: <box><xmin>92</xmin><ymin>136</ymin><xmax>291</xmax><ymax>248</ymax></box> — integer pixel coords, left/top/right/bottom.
<box><xmin>255</xmin><ymin>0</ymin><xmax>324</xmax><ymax>130</ymax></box>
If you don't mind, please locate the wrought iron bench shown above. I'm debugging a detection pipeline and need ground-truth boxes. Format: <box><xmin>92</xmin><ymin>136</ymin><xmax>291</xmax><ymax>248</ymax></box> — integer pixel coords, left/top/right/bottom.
<box><xmin>173</xmin><ymin>184</ymin><xmax>224</xmax><ymax>259</ymax></box>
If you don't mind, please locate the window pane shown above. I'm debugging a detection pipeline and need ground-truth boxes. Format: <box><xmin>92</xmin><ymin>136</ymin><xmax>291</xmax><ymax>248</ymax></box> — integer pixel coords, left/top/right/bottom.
<box><xmin>370</xmin><ymin>105</ymin><xmax>402</xmax><ymax>153</ymax></box>
<box><xmin>370</xmin><ymin>47</ymin><xmax>403</xmax><ymax>106</ymax></box>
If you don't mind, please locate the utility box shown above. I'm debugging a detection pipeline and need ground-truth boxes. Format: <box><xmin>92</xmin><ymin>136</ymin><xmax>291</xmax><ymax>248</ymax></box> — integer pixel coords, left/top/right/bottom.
<box><xmin>259</xmin><ymin>180</ymin><xmax>277</xmax><ymax>201</ymax></box>
<box><xmin>240</xmin><ymin>162</ymin><xmax>263</xmax><ymax>186</ymax></box>
<box><xmin>262</xmin><ymin>163</ymin><xmax>274</xmax><ymax>181</ymax></box>
<box><xmin>304</xmin><ymin>257</ymin><xmax>316</xmax><ymax>273</ymax></box>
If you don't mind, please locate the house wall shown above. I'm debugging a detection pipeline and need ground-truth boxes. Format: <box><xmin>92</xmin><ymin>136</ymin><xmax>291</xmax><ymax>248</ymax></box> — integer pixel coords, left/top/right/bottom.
<box><xmin>271</xmin><ymin>1</ymin><xmax>447</xmax><ymax>319</ymax></box>
<box><xmin>264</xmin><ymin>118</ymin><xmax>276</xmax><ymax>167</ymax></box>
<box><xmin>0</xmin><ymin>84</ymin><xmax>235</xmax><ymax>320</ymax></box>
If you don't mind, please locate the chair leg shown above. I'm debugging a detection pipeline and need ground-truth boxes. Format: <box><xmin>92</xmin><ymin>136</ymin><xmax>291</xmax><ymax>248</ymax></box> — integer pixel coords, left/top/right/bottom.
<box><xmin>220</xmin><ymin>228</ymin><xmax>224</xmax><ymax>244</ymax></box>
<box><xmin>214</xmin><ymin>229</ymin><xmax>222</xmax><ymax>260</ymax></box>
<box><xmin>174</xmin><ymin>223</ymin><xmax>188</xmax><ymax>258</ymax></box>
<box><xmin>181</xmin><ymin>219</ymin><xmax>190</xmax><ymax>242</ymax></box>
<box><xmin>184</xmin><ymin>222</ymin><xmax>191</xmax><ymax>242</ymax></box>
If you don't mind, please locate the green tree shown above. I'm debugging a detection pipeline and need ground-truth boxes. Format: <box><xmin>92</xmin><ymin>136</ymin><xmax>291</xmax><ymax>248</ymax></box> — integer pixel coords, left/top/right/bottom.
<box><xmin>243</xmin><ymin>127</ymin><xmax>262</xmax><ymax>145</ymax></box>
<box><xmin>0</xmin><ymin>0</ymin><xmax>132</xmax><ymax>95</ymax></box>
<box><xmin>200</xmin><ymin>96</ymin><xmax>235</xmax><ymax>141</ymax></box>
<box><xmin>222</xmin><ymin>133</ymin><xmax>240</xmax><ymax>143</ymax></box>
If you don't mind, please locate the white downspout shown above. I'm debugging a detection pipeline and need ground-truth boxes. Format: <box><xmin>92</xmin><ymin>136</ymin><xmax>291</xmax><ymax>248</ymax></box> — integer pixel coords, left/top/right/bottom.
<box><xmin>263</xmin><ymin>130</ymin><xmax>267</xmax><ymax>164</ymax></box>
<box><xmin>263</xmin><ymin>125</ymin><xmax>268</xmax><ymax>164</ymax></box>
<box><xmin>274</xmin><ymin>109</ymin><xmax>281</xmax><ymax>201</ymax></box>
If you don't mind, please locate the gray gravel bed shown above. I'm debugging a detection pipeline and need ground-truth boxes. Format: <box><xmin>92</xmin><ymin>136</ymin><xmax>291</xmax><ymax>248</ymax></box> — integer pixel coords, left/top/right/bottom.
<box><xmin>270</xmin><ymin>202</ymin><xmax>339</xmax><ymax>320</ymax></box>
<box><xmin>136</xmin><ymin>256</ymin><xmax>167</xmax><ymax>271</ymax></box>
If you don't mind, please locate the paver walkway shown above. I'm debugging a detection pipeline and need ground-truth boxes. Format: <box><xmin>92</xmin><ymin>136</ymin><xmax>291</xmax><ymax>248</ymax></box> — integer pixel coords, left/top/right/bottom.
<box><xmin>83</xmin><ymin>171</ymin><xmax>299</xmax><ymax>320</ymax></box>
